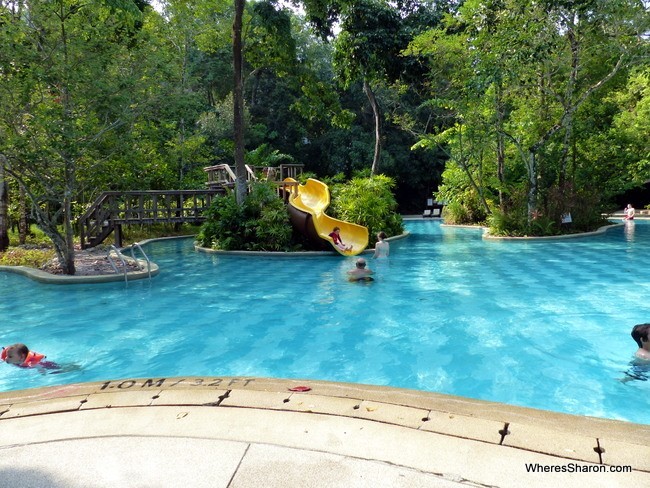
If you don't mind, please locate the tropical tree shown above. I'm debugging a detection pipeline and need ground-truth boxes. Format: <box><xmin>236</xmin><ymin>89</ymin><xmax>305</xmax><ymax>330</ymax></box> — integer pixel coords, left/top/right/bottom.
<box><xmin>0</xmin><ymin>0</ymin><xmax>149</xmax><ymax>273</ymax></box>
<box><xmin>0</xmin><ymin>156</ymin><xmax>8</xmax><ymax>251</ymax></box>
<box><xmin>409</xmin><ymin>0</ymin><xmax>650</xmax><ymax>231</ymax></box>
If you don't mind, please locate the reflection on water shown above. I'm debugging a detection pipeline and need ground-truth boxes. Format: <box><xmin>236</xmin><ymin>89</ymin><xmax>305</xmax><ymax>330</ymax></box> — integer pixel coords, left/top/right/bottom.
<box><xmin>624</xmin><ymin>220</ymin><xmax>635</xmax><ymax>241</ymax></box>
<box><xmin>1</xmin><ymin>220</ymin><xmax>650</xmax><ymax>425</ymax></box>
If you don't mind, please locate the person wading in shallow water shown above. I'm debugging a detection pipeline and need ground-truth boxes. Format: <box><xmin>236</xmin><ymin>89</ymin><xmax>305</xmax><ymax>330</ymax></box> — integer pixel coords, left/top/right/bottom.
<box><xmin>347</xmin><ymin>258</ymin><xmax>374</xmax><ymax>282</ymax></box>
<box><xmin>373</xmin><ymin>231</ymin><xmax>389</xmax><ymax>259</ymax></box>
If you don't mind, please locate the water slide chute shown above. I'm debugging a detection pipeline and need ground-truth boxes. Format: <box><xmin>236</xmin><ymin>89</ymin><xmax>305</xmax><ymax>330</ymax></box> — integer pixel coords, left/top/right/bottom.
<box><xmin>285</xmin><ymin>178</ymin><xmax>368</xmax><ymax>256</ymax></box>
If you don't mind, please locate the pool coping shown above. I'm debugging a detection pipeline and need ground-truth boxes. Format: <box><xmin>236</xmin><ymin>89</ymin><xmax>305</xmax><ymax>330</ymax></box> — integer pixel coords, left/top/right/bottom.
<box><xmin>194</xmin><ymin>232</ymin><xmax>409</xmax><ymax>257</ymax></box>
<box><xmin>0</xmin><ymin>377</ymin><xmax>647</xmax><ymax>487</ymax></box>
<box><xmin>0</xmin><ymin>260</ymin><xmax>159</xmax><ymax>284</ymax></box>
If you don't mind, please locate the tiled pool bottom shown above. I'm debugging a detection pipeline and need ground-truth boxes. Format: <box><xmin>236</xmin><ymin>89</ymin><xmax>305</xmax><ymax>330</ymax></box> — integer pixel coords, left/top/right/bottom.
<box><xmin>1</xmin><ymin>220</ymin><xmax>650</xmax><ymax>425</ymax></box>
<box><xmin>0</xmin><ymin>377</ymin><xmax>648</xmax><ymax>488</ymax></box>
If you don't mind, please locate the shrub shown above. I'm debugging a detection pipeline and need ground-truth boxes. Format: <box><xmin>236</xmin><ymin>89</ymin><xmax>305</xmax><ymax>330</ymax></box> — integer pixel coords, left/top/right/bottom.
<box><xmin>197</xmin><ymin>194</ymin><xmax>245</xmax><ymax>250</ymax></box>
<box><xmin>487</xmin><ymin>209</ymin><xmax>527</xmax><ymax>236</ymax></box>
<box><xmin>197</xmin><ymin>181</ymin><xmax>293</xmax><ymax>251</ymax></box>
<box><xmin>329</xmin><ymin>175</ymin><xmax>404</xmax><ymax>245</ymax></box>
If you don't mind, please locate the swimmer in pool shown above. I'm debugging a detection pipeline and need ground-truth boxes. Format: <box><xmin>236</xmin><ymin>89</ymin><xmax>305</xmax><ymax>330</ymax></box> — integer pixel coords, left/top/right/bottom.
<box><xmin>631</xmin><ymin>324</ymin><xmax>650</xmax><ymax>361</ymax></box>
<box><xmin>1</xmin><ymin>343</ymin><xmax>61</xmax><ymax>370</ymax></box>
<box><xmin>347</xmin><ymin>258</ymin><xmax>374</xmax><ymax>282</ymax></box>
<box><xmin>620</xmin><ymin>324</ymin><xmax>650</xmax><ymax>382</ymax></box>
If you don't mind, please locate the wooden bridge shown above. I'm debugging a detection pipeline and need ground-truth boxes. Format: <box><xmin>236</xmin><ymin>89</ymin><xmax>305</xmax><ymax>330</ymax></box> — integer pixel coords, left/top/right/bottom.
<box><xmin>78</xmin><ymin>163</ymin><xmax>304</xmax><ymax>249</ymax></box>
<box><xmin>78</xmin><ymin>190</ymin><xmax>223</xmax><ymax>249</ymax></box>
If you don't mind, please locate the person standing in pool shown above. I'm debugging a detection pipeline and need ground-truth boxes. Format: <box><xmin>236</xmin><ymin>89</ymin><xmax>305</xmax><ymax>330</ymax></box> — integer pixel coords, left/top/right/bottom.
<box><xmin>631</xmin><ymin>324</ymin><xmax>650</xmax><ymax>360</ymax></box>
<box><xmin>625</xmin><ymin>204</ymin><xmax>635</xmax><ymax>220</ymax></box>
<box><xmin>620</xmin><ymin>324</ymin><xmax>650</xmax><ymax>382</ymax></box>
<box><xmin>347</xmin><ymin>258</ymin><xmax>374</xmax><ymax>282</ymax></box>
<box><xmin>373</xmin><ymin>231</ymin><xmax>389</xmax><ymax>259</ymax></box>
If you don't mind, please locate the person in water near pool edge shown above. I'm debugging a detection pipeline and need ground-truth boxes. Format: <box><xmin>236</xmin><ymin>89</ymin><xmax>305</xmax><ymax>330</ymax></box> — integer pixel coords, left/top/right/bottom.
<box><xmin>620</xmin><ymin>324</ymin><xmax>650</xmax><ymax>382</ymax></box>
<box><xmin>373</xmin><ymin>231</ymin><xmax>389</xmax><ymax>259</ymax></box>
<box><xmin>347</xmin><ymin>258</ymin><xmax>374</xmax><ymax>282</ymax></box>
<box><xmin>329</xmin><ymin>226</ymin><xmax>352</xmax><ymax>252</ymax></box>
<box><xmin>1</xmin><ymin>343</ymin><xmax>60</xmax><ymax>370</ymax></box>
<box><xmin>631</xmin><ymin>324</ymin><xmax>650</xmax><ymax>360</ymax></box>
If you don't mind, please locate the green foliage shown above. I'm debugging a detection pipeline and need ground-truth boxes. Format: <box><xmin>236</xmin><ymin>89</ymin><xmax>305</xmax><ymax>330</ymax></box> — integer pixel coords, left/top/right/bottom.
<box><xmin>411</xmin><ymin>0</ymin><xmax>650</xmax><ymax>234</ymax></box>
<box><xmin>0</xmin><ymin>248</ymin><xmax>55</xmax><ymax>268</ymax></box>
<box><xmin>8</xmin><ymin>225</ymin><xmax>52</xmax><ymax>247</ymax></box>
<box><xmin>329</xmin><ymin>175</ymin><xmax>403</xmax><ymax>245</ymax></box>
<box><xmin>197</xmin><ymin>193</ymin><xmax>246</xmax><ymax>250</ymax></box>
<box><xmin>607</xmin><ymin>68</ymin><xmax>650</xmax><ymax>187</ymax></box>
<box><xmin>442</xmin><ymin>201</ymin><xmax>471</xmax><ymax>226</ymax></box>
<box><xmin>245</xmin><ymin>144</ymin><xmax>294</xmax><ymax>167</ymax></box>
<box><xmin>486</xmin><ymin>209</ymin><xmax>526</xmax><ymax>237</ymax></box>
<box><xmin>436</xmin><ymin>164</ymin><xmax>490</xmax><ymax>225</ymax></box>
<box><xmin>197</xmin><ymin>181</ymin><xmax>293</xmax><ymax>251</ymax></box>
<box><xmin>3</xmin><ymin>0</ymin><xmax>649</xmax><ymax>251</ymax></box>
<box><xmin>529</xmin><ymin>215</ymin><xmax>557</xmax><ymax>237</ymax></box>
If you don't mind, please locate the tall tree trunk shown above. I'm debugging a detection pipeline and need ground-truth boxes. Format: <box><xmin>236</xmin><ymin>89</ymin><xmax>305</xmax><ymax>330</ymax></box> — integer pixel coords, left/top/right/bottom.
<box><xmin>0</xmin><ymin>156</ymin><xmax>9</xmax><ymax>251</ymax></box>
<box><xmin>526</xmin><ymin>151</ymin><xmax>537</xmax><ymax>222</ymax></box>
<box><xmin>456</xmin><ymin>126</ymin><xmax>491</xmax><ymax>215</ymax></box>
<box><xmin>363</xmin><ymin>79</ymin><xmax>381</xmax><ymax>175</ymax></box>
<box><xmin>233</xmin><ymin>0</ymin><xmax>247</xmax><ymax>205</ymax></box>
<box><xmin>32</xmin><ymin>202</ymin><xmax>75</xmax><ymax>275</ymax></box>
<box><xmin>559</xmin><ymin>23</ymin><xmax>579</xmax><ymax>188</ymax></box>
<box><xmin>19</xmin><ymin>184</ymin><xmax>27</xmax><ymax>245</ymax></box>
<box><xmin>495</xmin><ymin>80</ymin><xmax>506</xmax><ymax>211</ymax></box>
<box><xmin>61</xmin><ymin>161</ymin><xmax>76</xmax><ymax>275</ymax></box>
<box><xmin>57</xmin><ymin>9</ymin><xmax>75</xmax><ymax>275</ymax></box>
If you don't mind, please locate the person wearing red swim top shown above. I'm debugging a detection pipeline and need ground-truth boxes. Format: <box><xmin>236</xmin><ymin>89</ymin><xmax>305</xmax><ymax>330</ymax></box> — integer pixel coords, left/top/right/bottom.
<box><xmin>1</xmin><ymin>343</ymin><xmax>51</xmax><ymax>368</ymax></box>
<box><xmin>328</xmin><ymin>226</ymin><xmax>352</xmax><ymax>251</ymax></box>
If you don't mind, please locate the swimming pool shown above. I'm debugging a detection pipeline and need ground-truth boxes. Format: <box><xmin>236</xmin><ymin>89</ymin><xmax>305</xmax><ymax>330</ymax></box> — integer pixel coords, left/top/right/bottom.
<box><xmin>1</xmin><ymin>220</ymin><xmax>649</xmax><ymax>424</ymax></box>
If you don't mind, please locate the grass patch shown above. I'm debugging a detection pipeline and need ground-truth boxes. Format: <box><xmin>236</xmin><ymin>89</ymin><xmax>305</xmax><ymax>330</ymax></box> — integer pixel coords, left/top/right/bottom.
<box><xmin>1</xmin><ymin>223</ymin><xmax>200</xmax><ymax>268</ymax></box>
<box><xmin>0</xmin><ymin>247</ymin><xmax>55</xmax><ymax>267</ymax></box>
<box><xmin>1</xmin><ymin>226</ymin><xmax>55</xmax><ymax>267</ymax></box>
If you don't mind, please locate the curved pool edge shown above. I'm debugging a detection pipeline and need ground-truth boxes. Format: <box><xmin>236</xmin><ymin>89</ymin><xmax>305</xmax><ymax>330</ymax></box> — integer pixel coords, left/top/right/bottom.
<box><xmin>403</xmin><ymin>216</ymin><xmax>625</xmax><ymax>241</ymax></box>
<box><xmin>0</xmin><ymin>377</ymin><xmax>647</xmax><ymax>487</ymax></box>
<box><xmin>0</xmin><ymin>261</ymin><xmax>159</xmax><ymax>284</ymax></box>
<box><xmin>194</xmin><ymin>231</ymin><xmax>411</xmax><ymax>257</ymax></box>
<box><xmin>483</xmin><ymin>222</ymin><xmax>624</xmax><ymax>241</ymax></box>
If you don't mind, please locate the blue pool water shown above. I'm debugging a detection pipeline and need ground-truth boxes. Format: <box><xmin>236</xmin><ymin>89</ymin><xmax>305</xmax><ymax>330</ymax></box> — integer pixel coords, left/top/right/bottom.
<box><xmin>1</xmin><ymin>220</ymin><xmax>649</xmax><ymax>424</ymax></box>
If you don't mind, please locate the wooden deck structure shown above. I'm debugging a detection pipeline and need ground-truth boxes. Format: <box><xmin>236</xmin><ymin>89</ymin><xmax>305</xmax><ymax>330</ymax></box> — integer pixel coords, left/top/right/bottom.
<box><xmin>78</xmin><ymin>164</ymin><xmax>305</xmax><ymax>249</ymax></box>
<box><xmin>204</xmin><ymin>163</ymin><xmax>303</xmax><ymax>201</ymax></box>
<box><xmin>79</xmin><ymin>190</ymin><xmax>222</xmax><ymax>249</ymax></box>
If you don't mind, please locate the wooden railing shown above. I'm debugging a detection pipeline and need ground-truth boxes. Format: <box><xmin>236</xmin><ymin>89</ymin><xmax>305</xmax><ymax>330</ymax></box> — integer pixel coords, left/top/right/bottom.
<box><xmin>204</xmin><ymin>163</ymin><xmax>304</xmax><ymax>190</ymax></box>
<box><xmin>78</xmin><ymin>190</ymin><xmax>222</xmax><ymax>249</ymax></box>
<box><xmin>79</xmin><ymin>164</ymin><xmax>306</xmax><ymax>249</ymax></box>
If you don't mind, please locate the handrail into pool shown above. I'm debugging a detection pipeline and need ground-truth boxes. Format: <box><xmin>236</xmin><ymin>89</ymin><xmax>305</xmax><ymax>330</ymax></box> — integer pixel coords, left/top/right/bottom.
<box><xmin>128</xmin><ymin>242</ymin><xmax>152</xmax><ymax>279</ymax></box>
<box><xmin>107</xmin><ymin>245</ymin><xmax>129</xmax><ymax>283</ymax></box>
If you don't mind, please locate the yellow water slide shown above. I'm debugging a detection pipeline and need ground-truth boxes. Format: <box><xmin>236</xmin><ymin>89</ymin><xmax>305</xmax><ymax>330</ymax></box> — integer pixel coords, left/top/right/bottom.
<box><xmin>285</xmin><ymin>178</ymin><xmax>368</xmax><ymax>256</ymax></box>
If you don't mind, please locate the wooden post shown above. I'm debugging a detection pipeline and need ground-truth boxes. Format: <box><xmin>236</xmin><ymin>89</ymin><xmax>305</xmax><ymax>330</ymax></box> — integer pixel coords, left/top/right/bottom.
<box><xmin>114</xmin><ymin>224</ymin><xmax>123</xmax><ymax>248</ymax></box>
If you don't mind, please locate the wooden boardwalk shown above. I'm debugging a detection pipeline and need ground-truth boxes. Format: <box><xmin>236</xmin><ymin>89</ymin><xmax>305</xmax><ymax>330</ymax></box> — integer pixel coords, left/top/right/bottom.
<box><xmin>79</xmin><ymin>163</ymin><xmax>304</xmax><ymax>249</ymax></box>
<box><xmin>78</xmin><ymin>190</ymin><xmax>222</xmax><ymax>249</ymax></box>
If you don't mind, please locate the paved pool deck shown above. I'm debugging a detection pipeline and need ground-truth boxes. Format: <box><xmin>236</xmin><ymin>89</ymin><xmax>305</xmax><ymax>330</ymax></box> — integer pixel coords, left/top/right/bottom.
<box><xmin>0</xmin><ymin>377</ymin><xmax>647</xmax><ymax>487</ymax></box>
